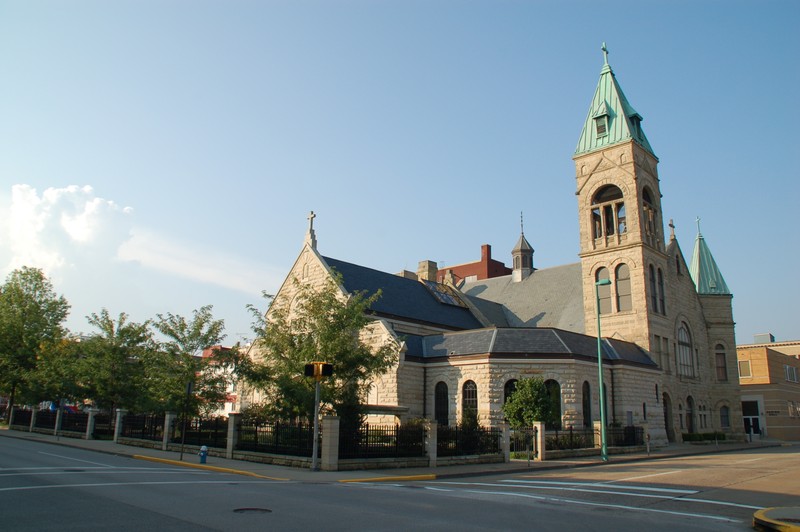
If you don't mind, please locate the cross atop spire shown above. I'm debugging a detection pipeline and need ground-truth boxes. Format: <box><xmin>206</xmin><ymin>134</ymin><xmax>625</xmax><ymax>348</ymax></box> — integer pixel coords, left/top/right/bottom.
<box><xmin>601</xmin><ymin>42</ymin><xmax>609</xmax><ymax>65</ymax></box>
<box><xmin>669</xmin><ymin>219</ymin><xmax>676</xmax><ymax>241</ymax></box>
<box><xmin>305</xmin><ymin>210</ymin><xmax>317</xmax><ymax>250</ymax></box>
<box><xmin>696</xmin><ymin>216</ymin><xmax>702</xmax><ymax>237</ymax></box>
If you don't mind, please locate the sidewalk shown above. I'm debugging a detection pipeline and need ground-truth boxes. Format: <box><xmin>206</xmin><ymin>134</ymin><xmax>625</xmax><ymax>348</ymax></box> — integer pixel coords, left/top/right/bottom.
<box><xmin>0</xmin><ymin>425</ymin><xmax>788</xmax><ymax>483</ymax></box>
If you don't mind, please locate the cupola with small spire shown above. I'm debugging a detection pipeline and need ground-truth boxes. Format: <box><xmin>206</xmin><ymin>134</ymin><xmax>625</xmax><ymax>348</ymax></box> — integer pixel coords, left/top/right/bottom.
<box><xmin>512</xmin><ymin>213</ymin><xmax>534</xmax><ymax>282</ymax></box>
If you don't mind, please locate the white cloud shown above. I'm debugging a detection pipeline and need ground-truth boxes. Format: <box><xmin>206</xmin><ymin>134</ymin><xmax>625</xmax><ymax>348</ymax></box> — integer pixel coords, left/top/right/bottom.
<box><xmin>1</xmin><ymin>184</ymin><xmax>133</xmax><ymax>276</ymax></box>
<box><xmin>117</xmin><ymin>228</ymin><xmax>278</xmax><ymax>295</ymax></box>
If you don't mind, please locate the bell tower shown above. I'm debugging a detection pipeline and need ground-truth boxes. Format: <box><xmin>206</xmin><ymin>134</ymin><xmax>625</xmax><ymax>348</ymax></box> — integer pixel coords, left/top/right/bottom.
<box><xmin>573</xmin><ymin>44</ymin><xmax>669</xmax><ymax>347</ymax></box>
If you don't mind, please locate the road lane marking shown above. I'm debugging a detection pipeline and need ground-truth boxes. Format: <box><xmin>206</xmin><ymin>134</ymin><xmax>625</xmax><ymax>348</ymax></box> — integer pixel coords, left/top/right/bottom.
<box><xmin>498</xmin><ymin>479</ymin><xmax>697</xmax><ymax>494</ymax></box>
<box><xmin>460</xmin><ymin>489</ymin><xmax>742</xmax><ymax>523</ymax></box>
<box><xmin>605</xmin><ymin>470</ymin><xmax>684</xmax><ymax>483</ymax></box>
<box><xmin>38</xmin><ymin>451</ymin><xmax>113</xmax><ymax>467</ymax></box>
<box><xmin>0</xmin><ymin>480</ymin><xmax>280</xmax><ymax>492</ymax></box>
<box><xmin>737</xmin><ymin>458</ymin><xmax>764</xmax><ymax>463</ymax></box>
<box><xmin>0</xmin><ymin>469</ymin><xmax>210</xmax><ymax>478</ymax></box>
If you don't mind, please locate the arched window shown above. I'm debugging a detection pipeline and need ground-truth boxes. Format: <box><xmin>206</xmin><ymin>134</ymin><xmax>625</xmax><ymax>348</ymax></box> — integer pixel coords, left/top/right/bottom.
<box><xmin>591</xmin><ymin>185</ymin><xmax>626</xmax><ymax>240</ymax></box>
<box><xmin>720</xmin><ymin>405</ymin><xmax>731</xmax><ymax>429</ymax></box>
<box><xmin>657</xmin><ymin>268</ymin><xmax>666</xmax><ymax>314</ymax></box>
<box><xmin>715</xmin><ymin>344</ymin><xmax>728</xmax><ymax>381</ymax></box>
<box><xmin>503</xmin><ymin>379</ymin><xmax>518</xmax><ymax>403</ymax></box>
<box><xmin>544</xmin><ymin>379</ymin><xmax>562</xmax><ymax>429</ymax></box>
<box><xmin>686</xmin><ymin>396</ymin><xmax>695</xmax><ymax>433</ymax></box>
<box><xmin>434</xmin><ymin>382</ymin><xmax>449</xmax><ymax>426</ymax></box>
<box><xmin>649</xmin><ymin>265</ymin><xmax>658</xmax><ymax>311</ymax></box>
<box><xmin>462</xmin><ymin>380</ymin><xmax>478</xmax><ymax>417</ymax></box>
<box><xmin>677</xmin><ymin>323</ymin><xmax>694</xmax><ymax>377</ymax></box>
<box><xmin>615</xmin><ymin>263</ymin><xmax>632</xmax><ymax>312</ymax></box>
<box><xmin>582</xmin><ymin>381</ymin><xmax>592</xmax><ymax>428</ymax></box>
<box><xmin>643</xmin><ymin>187</ymin><xmax>659</xmax><ymax>246</ymax></box>
<box><xmin>596</xmin><ymin>267</ymin><xmax>611</xmax><ymax>314</ymax></box>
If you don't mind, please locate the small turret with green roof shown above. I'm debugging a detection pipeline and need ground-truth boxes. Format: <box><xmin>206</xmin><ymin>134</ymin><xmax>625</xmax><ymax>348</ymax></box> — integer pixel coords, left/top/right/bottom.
<box><xmin>689</xmin><ymin>218</ymin><xmax>731</xmax><ymax>295</ymax></box>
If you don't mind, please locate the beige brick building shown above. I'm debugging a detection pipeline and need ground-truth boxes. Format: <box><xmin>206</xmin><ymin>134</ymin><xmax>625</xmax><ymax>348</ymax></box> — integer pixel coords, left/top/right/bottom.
<box><xmin>247</xmin><ymin>50</ymin><xmax>744</xmax><ymax>446</ymax></box>
<box><xmin>737</xmin><ymin>335</ymin><xmax>800</xmax><ymax>441</ymax></box>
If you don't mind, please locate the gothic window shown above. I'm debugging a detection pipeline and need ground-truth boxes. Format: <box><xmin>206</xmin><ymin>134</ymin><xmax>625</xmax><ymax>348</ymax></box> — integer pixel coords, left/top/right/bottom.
<box><xmin>715</xmin><ymin>344</ymin><xmax>728</xmax><ymax>381</ymax></box>
<box><xmin>615</xmin><ymin>263</ymin><xmax>632</xmax><ymax>312</ymax></box>
<box><xmin>686</xmin><ymin>396</ymin><xmax>695</xmax><ymax>433</ymax></box>
<box><xmin>591</xmin><ymin>185</ymin><xmax>626</xmax><ymax>240</ymax></box>
<box><xmin>462</xmin><ymin>380</ymin><xmax>478</xmax><ymax>416</ymax></box>
<box><xmin>582</xmin><ymin>381</ymin><xmax>592</xmax><ymax>427</ymax></box>
<box><xmin>677</xmin><ymin>323</ymin><xmax>695</xmax><ymax>377</ymax></box>
<box><xmin>545</xmin><ymin>379</ymin><xmax>562</xmax><ymax>429</ymax></box>
<box><xmin>649</xmin><ymin>265</ymin><xmax>658</xmax><ymax>311</ymax></box>
<box><xmin>435</xmin><ymin>382</ymin><xmax>449</xmax><ymax>426</ymax></box>
<box><xmin>596</xmin><ymin>267</ymin><xmax>612</xmax><ymax>314</ymax></box>
<box><xmin>642</xmin><ymin>187</ymin><xmax>659</xmax><ymax>246</ymax></box>
<box><xmin>503</xmin><ymin>379</ymin><xmax>518</xmax><ymax>403</ymax></box>
<box><xmin>720</xmin><ymin>405</ymin><xmax>731</xmax><ymax>428</ymax></box>
<box><xmin>657</xmin><ymin>268</ymin><xmax>666</xmax><ymax>314</ymax></box>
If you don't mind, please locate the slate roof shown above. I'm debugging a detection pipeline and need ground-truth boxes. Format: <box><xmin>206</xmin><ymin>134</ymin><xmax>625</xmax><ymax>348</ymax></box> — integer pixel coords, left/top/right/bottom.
<box><xmin>462</xmin><ymin>263</ymin><xmax>585</xmax><ymax>334</ymax></box>
<box><xmin>323</xmin><ymin>256</ymin><xmax>484</xmax><ymax>330</ymax></box>
<box><xmin>403</xmin><ymin>327</ymin><xmax>656</xmax><ymax>367</ymax></box>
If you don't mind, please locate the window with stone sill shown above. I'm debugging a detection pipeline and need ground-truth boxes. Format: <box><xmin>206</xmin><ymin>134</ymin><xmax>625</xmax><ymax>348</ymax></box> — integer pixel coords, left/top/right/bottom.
<box><xmin>738</xmin><ymin>360</ymin><xmax>752</xmax><ymax>378</ymax></box>
<box><xmin>715</xmin><ymin>344</ymin><xmax>728</xmax><ymax>381</ymax></box>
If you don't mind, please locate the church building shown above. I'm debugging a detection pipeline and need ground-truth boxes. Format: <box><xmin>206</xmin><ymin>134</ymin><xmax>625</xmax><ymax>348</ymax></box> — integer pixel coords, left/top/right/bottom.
<box><xmin>251</xmin><ymin>48</ymin><xmax>744</xmax><ymax>445</ymax></box>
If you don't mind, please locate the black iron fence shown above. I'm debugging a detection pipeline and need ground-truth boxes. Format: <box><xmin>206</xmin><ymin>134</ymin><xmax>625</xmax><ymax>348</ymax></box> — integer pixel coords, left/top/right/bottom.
<box><xmin>338</xmin><ymin>423</ymin><xmax>426</xmax><ymax>459</ymax></box>
<box><xmin>510</xmin><ymin>427</ymin><xmax>538</xmax><ymax>458</ymax></box>
<box><xmin>34</xmin><ymin>410</ymin><xmax>57</xmax><ymax>430</ymax></box>
<box><xmin>545</xmin><ymin>426</ymin><xmax>597</xmax><ymax>451</ymax></box>
<box><xmin>437</xmin><ymin>425</ymin><xmax>502</xmax><ymax>457</ymax></box>
<box><xmin>11</xmin><ymin>409</ymin><xmax>32</xmax><ymax>427</ymax></box>
<box><xmin>92</xmin><ymin>413</ymin><xmax>114</xmax><ymax>439</ymax></box>
<box><xmin>236</xmin><ymin>421</ymin><xmax>315</xmax><ymax>456</ymax></box>
<box><xmin>121</xmin><ymin>413</ymin><xmax>164</xmax><ymax>441</ymax></box>
<box><xmin>60</xmin><ymin>412</ymin><xmax>89</xmax><ymax>433</ymax></box>
<box><xmin>172</xmin><ymin>416</ymin><xmax>228</xmax><ymax>449</ymax></box>
<box><xmin>606</xmin><ymin>425</ymin><xmax>644</xmax><ymax>446</ymax></box>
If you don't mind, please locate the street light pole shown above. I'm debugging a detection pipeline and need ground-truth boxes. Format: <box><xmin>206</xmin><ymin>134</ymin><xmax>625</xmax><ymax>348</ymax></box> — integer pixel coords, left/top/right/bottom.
<box><xmin>595</xmin><ymin>278</ymin><xmax>612</xmax><ymax>462</ymax></box>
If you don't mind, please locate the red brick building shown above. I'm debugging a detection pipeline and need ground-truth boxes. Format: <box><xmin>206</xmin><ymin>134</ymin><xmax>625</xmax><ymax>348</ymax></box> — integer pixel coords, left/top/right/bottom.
<box><xmin>436</xmin><ymin>244</ymin><xmax>512</xmax><ymax>285</ymax></box>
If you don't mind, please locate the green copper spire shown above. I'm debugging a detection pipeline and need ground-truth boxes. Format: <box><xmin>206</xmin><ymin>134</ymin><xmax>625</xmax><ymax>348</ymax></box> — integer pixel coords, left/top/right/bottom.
<box><xmin>689</xmin><ymin>218</ymin><xmax>731</xmax><ymax>295</ymax></box>
<box><xmin>575</xmin><ymin>44</ymin><xmax>656</xmax><ymax>157</ymax></box>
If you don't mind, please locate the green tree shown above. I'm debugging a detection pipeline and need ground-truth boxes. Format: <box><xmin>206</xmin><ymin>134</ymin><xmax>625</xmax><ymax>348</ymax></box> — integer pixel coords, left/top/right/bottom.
<box><xmin>77</xmin><ymin>309</ymin><xmax>154</xmax><ymax>412</ymax></box>
<box><xmin>0</xmin><ymin>267</ymin><xmax>70</xmax><ymax>417</ymax></box>
<box><xmin>246</xmin><ymin>273</ymin><xmax>398</xmax><ymax>431</ymax></box>
<box><xmin>502</xmin><ymin>377</ymin><xmax>560</xmax><ymax>429</ymax></box>
<box><xmin>152</xmin><ymin>305</ymin><xmax>229</xmax><ymax>415</ymax></box>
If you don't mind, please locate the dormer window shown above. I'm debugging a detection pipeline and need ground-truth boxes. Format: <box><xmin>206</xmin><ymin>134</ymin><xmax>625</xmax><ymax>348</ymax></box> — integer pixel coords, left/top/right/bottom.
<box><xmin>595</xmin><ymin>116</ymin><xmax>608</xmax><ymax>137</ymax></box>
<box><xmin>593</xmin><ymin>101</ymin><xmax>610</xmax><ymax>139</ymax></box>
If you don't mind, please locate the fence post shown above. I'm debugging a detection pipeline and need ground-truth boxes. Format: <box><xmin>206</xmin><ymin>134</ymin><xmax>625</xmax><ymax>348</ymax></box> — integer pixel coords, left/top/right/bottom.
<box><xmin>501</xmin><ymin>422</ymin><xmax>510</xmax><ymax>463</ymax></box>
<box><xmin>114</xmin><ymin>409</ymin><xmax>127</xmax><ymax>443</ymax></box>
<box><xmin>533</xmin><ymin>422</ymin><xmax>545</xmax><ymax>461</ymax></box>
<box><xmin>29</xmin><ymin>407</ymin><xmax>38</xmax><ymax>432</ymax></box>
<box><xmin>320</xmin><ymin>416</ymin><xmax>339</xmax><ymax>471</ymax></box>
<box><xmin>86</xmin><ymin>409</ymin><xmax>98</xmax><ymax>440</ymax></box>
<box><xmin>227</xmin><ymin>413</ymin><xmax>240</xmax><ymax>459</ymax></box>
<box><xmin>54</xmin><ymin>407</ymin><xmax>63</xmax><ymax>437</ymax></box>
<box><xmin>163</xmin><ymin>412</ymin><xmax>176</xmax><ymax>451</ymax></box>
<box><xmin>425</xmin><ymin>420</ymin><xmax>437</xmax><ymax>468</ymax></box>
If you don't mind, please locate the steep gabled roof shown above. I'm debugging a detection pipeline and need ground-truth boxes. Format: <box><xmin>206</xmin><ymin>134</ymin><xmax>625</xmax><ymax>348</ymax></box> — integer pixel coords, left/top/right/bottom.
<box><xmin>322</xmin><ymin>256</ymin><xmax>484</xmax><ymax>330</ymax></box>
<box><xmin>689</xmin><ymin>230</ymin><xmax>731</xmax><ymax>295</ymax></box>
<box><xmin>462</xmin><ymin>262</ymin><xmax>585</xmax><ymax>333</ymax></box>
<box><xmin>575</xmin><ymin>49</ymin><xmax>656</xmax><ymax>158</ymax></box>
<box><xmin>404</xmin><ymin>327</ymin><xmax>656</xmax><ymax>367</ymax></box>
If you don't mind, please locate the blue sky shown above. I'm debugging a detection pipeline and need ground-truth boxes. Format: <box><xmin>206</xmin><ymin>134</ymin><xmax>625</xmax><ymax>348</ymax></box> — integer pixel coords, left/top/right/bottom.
<box><xmin>1</xmin><ymin>1</ymin><xmax>797</xmax><ymax>345</ymax></box>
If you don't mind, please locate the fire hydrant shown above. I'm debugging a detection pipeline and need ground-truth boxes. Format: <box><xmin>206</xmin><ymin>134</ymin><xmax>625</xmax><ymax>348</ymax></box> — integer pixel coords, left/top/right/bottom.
<box><xmin>199</xmin><ymin>445</ymin><xmax>208</xmax><ymax>464</ymax></box>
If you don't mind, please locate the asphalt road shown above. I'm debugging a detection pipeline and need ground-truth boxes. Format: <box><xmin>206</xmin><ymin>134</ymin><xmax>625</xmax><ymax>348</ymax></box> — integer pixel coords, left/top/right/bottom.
<box><xmin>1</xmin><ymin>437</ymin><xmax>796</xmax><ymax>531</ymax></box>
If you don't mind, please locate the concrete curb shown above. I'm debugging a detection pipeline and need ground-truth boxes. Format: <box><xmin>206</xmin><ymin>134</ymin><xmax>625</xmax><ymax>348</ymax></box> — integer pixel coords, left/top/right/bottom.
<box><xmin>132</xmin><ymin>454</ymin><xmax>290</xmax><ymax>481</ymax></box>
<box><xmin>753</xmin><ymin>507</ymin><xmax>800</xmax><ymax>532</ymax></box>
